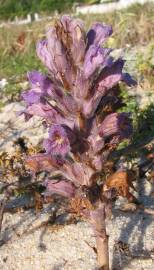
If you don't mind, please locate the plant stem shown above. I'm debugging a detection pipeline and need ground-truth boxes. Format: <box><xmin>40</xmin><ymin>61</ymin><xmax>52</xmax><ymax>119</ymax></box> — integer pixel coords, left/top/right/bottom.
<box><xmin>96</xmin><ymin>230</ymin><xmax>109</xmax><ymax>270</ymax></box>
<box><xmin>89</xmin><ymin>204</ymin><xmax>110</xmax><ymax>270</ymax></box>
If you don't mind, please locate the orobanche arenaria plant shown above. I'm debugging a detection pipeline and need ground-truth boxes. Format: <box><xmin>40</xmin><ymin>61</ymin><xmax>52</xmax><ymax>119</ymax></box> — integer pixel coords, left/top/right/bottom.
<box><xmin>21</xmin><ymin>16</ymin><xmax>136</xmax><ymax>270</ymax></box>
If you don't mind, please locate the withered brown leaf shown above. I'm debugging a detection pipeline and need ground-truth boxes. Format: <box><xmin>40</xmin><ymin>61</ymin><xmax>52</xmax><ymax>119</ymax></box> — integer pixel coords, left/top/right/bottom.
<box><xmin>103</xmin><ymin>171</ymin><xmax>136</xmax><ymax>202</ymax></box>
<box><xmin>70</xmin><ymin>197</ymin><xmax>94</xmax><ymax>216</ymax></box>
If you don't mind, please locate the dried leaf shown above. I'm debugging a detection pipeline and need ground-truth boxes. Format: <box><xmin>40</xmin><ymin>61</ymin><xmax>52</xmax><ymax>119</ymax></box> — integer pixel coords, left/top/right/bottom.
<box><xmin>34</xmin><ymin>191</ymin><xmax>43</xmax><ymax>213</ymax></box>
<box><xmin>15</xmin><ymin>32</ymin><xmax>26</xmax><ymax>51</ymax></box>
<box><xmin>103</xmin><ymin>171</ymin><xmax>136</xmax><ymax>201</ymax></box>
<box><xmin>70</xmin><ymin>197</ymin><xmax>94</xmax><ymax>216</ymax></box>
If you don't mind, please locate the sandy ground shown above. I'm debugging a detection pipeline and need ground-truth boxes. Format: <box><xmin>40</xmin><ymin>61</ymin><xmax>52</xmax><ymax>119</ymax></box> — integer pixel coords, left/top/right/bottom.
<box><xmin>0</xmin><ymin>200</ymin><xmax>154</xmax><ymax>270</ymax></box>
<box><xmin>0</xmin><ymin>175</ymin><xmax>154</xmax><ymax>270</ymax></box>
<box><xmin>0</xmin><ymin>102</ymin><xmax>46</xmax><ymax>154</ymax></box>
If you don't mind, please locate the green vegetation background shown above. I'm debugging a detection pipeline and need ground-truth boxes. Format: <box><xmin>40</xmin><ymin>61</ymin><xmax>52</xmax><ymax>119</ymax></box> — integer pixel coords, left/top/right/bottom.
<box><xmin>0</xmin><ymin>2</ymin><xmax>153</xmax><ymax>157</ymax></box>
<box><xmin>0</xmin><ymin>0</ymin><xmax>89</xmax><ymax>19</ymax></box>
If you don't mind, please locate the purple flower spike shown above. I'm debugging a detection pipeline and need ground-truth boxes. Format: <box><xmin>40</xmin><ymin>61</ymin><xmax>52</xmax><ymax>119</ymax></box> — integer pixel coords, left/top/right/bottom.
<box><xmin>87</xmin><ymin>23</ymin><xmax>113</xmax><ymax>49</ymax></box>
<box><xmin>43</xmin><ymin>125</ymin><xmax>70</xmax><ymax>156</ymax></box>
<box><xmin>21</xmin><ymin>16</ymin><xmax>136</xmax><ymax>230</ymax></box>
<box><xmin>20</xmin><ymin>17</ymin><xmax>137</xmax><ymax>267</ymax></box>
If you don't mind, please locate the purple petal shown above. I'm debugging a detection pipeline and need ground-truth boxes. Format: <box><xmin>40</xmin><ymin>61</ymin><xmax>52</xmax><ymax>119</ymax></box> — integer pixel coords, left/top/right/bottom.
<box><xmin>47</xmin><ymin>27</ymin><xmax>67</xmax><ymax>73</ymax></box>
<box><xmin>61</xmin><ymin>94</ymin><xmax>77</xmax><ymax>115</ymax></box>
<box><xmin>82</xmin><ymin>59</ymin><xmax>124</xmax><ymax>118</ymax></box>
<box><xmin>61</xmin><ymin>15</ymin><xmax>86</xmax><ymax>65</ymax></box>
<box><xmin>46</xmin><ymin>26</ymin><xmax>74</xmax><ymax>89</ymax></box>
<box><xmin>87</xmin><ymin>119</ymin><xmax>105</xmax><ymax>154</ymax></box>
<box><xmin>82</xmin><ymin>96</ymin><xmax>101</xmax><ymax>119</ymax></box>
<box><xmin>122</xmin><ymin>73</ymin><xmax>137</xmax><ymax>86</ymax></box>
<box><xmin>73</xmin><ymin>70</ymin><xmax>90</xmax><ymax>101</ymax></box>
<box><xmin>28</xmin><ymin>71</ymin><xmax>46</xmax><ymax>86</ymax></box>
<box><xmin>26</xmin><ymin>153</ymin><xmax>63</xmax><ymax>173</ymax></box>
<box><xmin>22</xmin><ymin>90</ymin><xmax>42</xmax><ymax>105</ymax></box>
<box><xmin>87</xmin><ymin>23</ymin><xmax>113</xmax><ymax>49</ymax></box>
<box><xmin>22</xmin><ymin>71</ymin><xmax>54</xmax><ymax>105</ymax></box>
<box><xmin>24</xmin><ymin>103</ymin><xmax>72</xmax><ymax>128</ymax></box>
<box><xmin>99</xmin><ymin>112</ymin><xmax>132</xmax><ymax>139</ymax></box>
<box><xmin>88</xmin><ymin>135</ymin><xmax>105</xmax><ymax>155</ymax></box>
<box><xmin>26</xmin><ymin>103</ymin><xmax>58</xmax><ymax>120</ymax></box>
<box><xmin>99</xmin><ymin>112</ymin><xmax>119</xmax><ymax>137</ymax></box>
<box><xmin>28</xmin><ymin>71</ymin><xmax>53</xmax><ymax>94</ymax></box>
<box><xmin>97</xmin><ymin>58</ymin><xmax>124</xmax><ymax>92</ymax></box>
<box><xmin>83</xmin><ymin>45</ymin><xmax>111</xmax><ymax>78</ymax></box>
<box><xmin>62</xmin><ymin>125</ymin><xmax>76</xmax><ymax>145</ymax></box>
<box><xmin>36</xmin><ymin>40</ymin><xmax>57</xmax><ymax>74</ymax></box>
<box><xmin>50</xmin><ymin>88</ymin><xmax>77</xmax><ymax>117</ymax></box>
<box><xmin>25</xmin><ymin>103</ymin><xmax>73</xmax><ymax>128</ymax></box>
<box><xmin>91</xmin><ymin>155</ymin><xmax>103</xmax><ymax>171</ymax></box>
<box><xmin>44</xmin><ymin>179</ymin><xmax>76</xmax><ymax>198</ymax></box>
<box><xmin>62</xmin><ymin>160</ymin><xmax>94</xmax><ymax>186</ymax></box>
<box><xmin>43</xmin><ymin>125</ymin><xmax>70</xmax><ymax>156</ymax></box>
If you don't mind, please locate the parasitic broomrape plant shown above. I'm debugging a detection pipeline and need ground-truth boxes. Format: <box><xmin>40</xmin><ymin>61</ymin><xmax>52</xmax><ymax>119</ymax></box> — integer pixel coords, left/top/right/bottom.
<box><xmin>21</xmin><ymin>16</ymin><xmax>136</xmax><ymax>270</ymax></box>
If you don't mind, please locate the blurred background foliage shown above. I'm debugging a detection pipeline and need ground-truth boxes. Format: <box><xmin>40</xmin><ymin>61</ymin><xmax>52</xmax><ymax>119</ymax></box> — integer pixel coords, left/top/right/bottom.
<box><xmin>0</xmin><ymin>3</ymin><xmax>153</xmax><ymax>77</ymax></box>
<box><xmin>0</xmin><ymin>2</ymin><xmax>153</xmax><ymax>118</ymax></box>
<box><xmin>0</xmin><ymin>0</ymin><xmax>88</xmax><ymax>19</ymax></box>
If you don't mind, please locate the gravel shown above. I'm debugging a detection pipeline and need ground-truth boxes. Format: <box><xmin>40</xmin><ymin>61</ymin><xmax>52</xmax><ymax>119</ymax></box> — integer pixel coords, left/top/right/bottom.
<box><xmin>0</xmin><ymin>102</ymin><xmax>46</xmax><ymax>154</ymax></box>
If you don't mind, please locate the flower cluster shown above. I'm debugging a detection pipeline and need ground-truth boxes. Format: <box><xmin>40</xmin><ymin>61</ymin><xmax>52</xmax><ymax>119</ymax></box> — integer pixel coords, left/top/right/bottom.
<box><xmin>21</xmin><ymin>16</ymin><xmax>135</xmax><ymax>199</ymax></box>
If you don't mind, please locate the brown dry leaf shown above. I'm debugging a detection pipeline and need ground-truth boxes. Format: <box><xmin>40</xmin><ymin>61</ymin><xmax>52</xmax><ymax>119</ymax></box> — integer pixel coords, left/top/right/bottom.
<box><xmin>70</xmin><ymin>197</ymin><xmax>94</xmax><ymax>216</ymax></box>
<box><xmin>14</xmin><ymin>32</ymin><xmax>26</xmax><ymax>52</ymax></box>
<box><xmin>0</xmin><ymin>151</ymin><xmax>27</xmax><ymax>182</ymax></box>
<box><xmin>104</xmin><ymin>171</ymin><xmax>136</xmax><ymax>202</ymax></box>
<box><xmin>34</xmin><ymin>191</ymin><xmax>43</xmax><ymax>213</ymax></box>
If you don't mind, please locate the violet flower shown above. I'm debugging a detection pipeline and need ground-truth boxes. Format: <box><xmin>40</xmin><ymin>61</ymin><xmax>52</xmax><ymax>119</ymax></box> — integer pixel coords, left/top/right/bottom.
<box><xmin>86</xmin><ymin>23</ymin><xmax>113</xmax><ymax>48</ymax></box>
<box><xmin>99</xmin><ymin>112</ymin><xmax>132</xmax><ymax>139</ymax></box>
<box><xmin>43</xmin><ymin>125</ymin><xmax>70</xmax><ymax>156</ymax></box>
<box><xmin>83</xmin><ymin>46</ymin><xmax>112</xmax><ymax>79</ymax></box>
<box><xmin>22</xmin><ymin>71</ymin><xmax>53</xmax><ymax>105</ymax></box>
<box><xmin>21</xmin><ymin>15</ymin><xmax>136</xmax><ymax>270</ymax></box>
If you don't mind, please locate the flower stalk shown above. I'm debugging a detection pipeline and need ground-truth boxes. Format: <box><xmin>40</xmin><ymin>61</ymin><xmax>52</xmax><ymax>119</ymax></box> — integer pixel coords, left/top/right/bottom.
<box><xmin>90</xmin><ymin>204</ymin><xmax>109</xmax><ymax>270</ymax></box>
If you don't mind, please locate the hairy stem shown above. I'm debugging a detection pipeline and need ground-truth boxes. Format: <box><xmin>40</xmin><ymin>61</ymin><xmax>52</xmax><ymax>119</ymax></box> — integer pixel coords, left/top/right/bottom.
<box><xmin>96</xmin><ymin>229</ymin><xmax>109</xmax><ymax>270</ymax></box>
<box><xmin>89</xmin><ymin>204</ymin><xmax>110</xmax><ymax>270</ymax></box>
